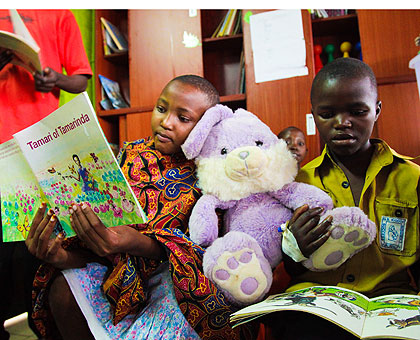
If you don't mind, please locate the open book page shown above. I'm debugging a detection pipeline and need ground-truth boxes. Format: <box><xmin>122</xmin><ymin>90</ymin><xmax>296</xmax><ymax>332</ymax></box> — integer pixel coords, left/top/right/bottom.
<box><xmin>361</xmin><ymin>294</ymin><xmax>420</xmax><ymax>340</ymax></box>
<box><xmin>0</xmin><ymin>139</ymin><xmax>47</xmax><ymax>241</ymax></box>
<box><xmin>0</xmin><ymin>9</ymin><xmax>41</xmax><ymax>73</ymax></box>
<box><xmin>231</xmin><ymin>286</ymin><xmax>371</xmax><ymax>337</ymax></box>
<box><xmin>12</xmin><ymin>92</ymin><xmax>147</xmax><ymax>239</ymax></box>
<box><xmin>9</xmin><ymin>9</ymin><xmax>39</xmax><ymax>49</ymax></box>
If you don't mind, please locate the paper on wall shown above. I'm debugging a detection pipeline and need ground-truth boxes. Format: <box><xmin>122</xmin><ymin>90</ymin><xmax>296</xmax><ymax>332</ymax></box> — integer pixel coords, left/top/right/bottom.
<box><xmin>250</xmin><ymin>10</ymin><xmax>308</xmax><ymax>83</ymax></box>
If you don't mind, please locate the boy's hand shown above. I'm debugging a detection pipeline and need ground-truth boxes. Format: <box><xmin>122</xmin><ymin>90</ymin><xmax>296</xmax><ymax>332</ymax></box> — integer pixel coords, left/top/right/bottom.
<box><xmin>33</xmin><ymin>67</ymin><xmax>60</xmax><ymax>92</ymax></box>
<box><xmin>0</xmin><ymin>49</ymin><xmax>13</xmax><ymax>71</ymax></box>
<box><xmin>25</xmin><ymin>203</ymin><xmax>70</xmax><ymax>268</ymax></box>
<box><xmin>288</xmin><ymin>204</ymin><xmax>332</xmax><ymax>258</ymax></box>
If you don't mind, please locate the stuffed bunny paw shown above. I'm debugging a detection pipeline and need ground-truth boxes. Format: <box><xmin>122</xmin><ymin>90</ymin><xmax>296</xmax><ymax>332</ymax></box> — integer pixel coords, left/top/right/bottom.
<box><xmin>203</xmin><ymin>231</ymin><xmax>272</xmax><ymax>305</ymax></box>
<box><xmin>303</xmin><ymin>207</ymin><xmax>376</xmax><ymax>271</ymax></box>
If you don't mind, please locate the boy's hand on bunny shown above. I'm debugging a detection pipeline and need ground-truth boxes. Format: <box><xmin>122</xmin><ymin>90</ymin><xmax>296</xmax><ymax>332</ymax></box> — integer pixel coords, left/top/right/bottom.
<box><xmin>26</xmin><ymin>203</ymin><xmax>73</xmax><ymax>269</ymax></box>
<box><xmin>287</xmin><ymin>204</ymin><xmax>332</xmax><ymax>258</ymax></box>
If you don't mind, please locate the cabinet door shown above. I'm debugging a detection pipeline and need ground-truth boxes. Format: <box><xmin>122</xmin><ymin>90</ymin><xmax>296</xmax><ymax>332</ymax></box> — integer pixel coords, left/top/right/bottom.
<box><xmin>243</xmin><ymin>9</ymin><xmax>319</xmax><ymax>164</ymax></box>
<box><xmin>358</xmin><ymin>10</ymin><xmax>420</xmax><ymax>162</ymax></box>
<box><xmin>375</xmin><ymin>82</ymin><xmax>420</xmax><ymax>162</ymax></box>
<box><xmin>125</xmin><ymin>10</ymin><xmax>203</xmax><ymax>142</ymax></box>
<box><xmin>358</xmin><ymin>10</ymin><xmax>420</xmax><ymax>81</ymax></box>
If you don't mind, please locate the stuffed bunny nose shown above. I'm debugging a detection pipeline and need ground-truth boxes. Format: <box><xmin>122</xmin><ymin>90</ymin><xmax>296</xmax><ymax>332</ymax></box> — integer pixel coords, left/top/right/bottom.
<box><xmin>239</xmin><ymin>151</ymin><xmax>249</xmax><ymax>159</ymax></box>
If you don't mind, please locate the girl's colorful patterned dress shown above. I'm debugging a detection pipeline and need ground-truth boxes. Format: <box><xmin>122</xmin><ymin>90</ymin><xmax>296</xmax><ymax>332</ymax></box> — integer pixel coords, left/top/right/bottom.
<box><xmin>31</xmin><ymin>138</ymin><xmax>242</xmax><ymax>339</ymax></box>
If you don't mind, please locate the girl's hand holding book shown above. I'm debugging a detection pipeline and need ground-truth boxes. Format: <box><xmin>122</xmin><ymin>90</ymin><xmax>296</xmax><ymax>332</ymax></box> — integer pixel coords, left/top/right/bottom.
<box><xmin>70</xmin><ymin>203</ymin><xmax>165</xmax><ymax>260</ymax></box>
<box><xmin>25</xmin><ymin>203</ymin><xmax>96</xmax><ymax>269</ymax></box>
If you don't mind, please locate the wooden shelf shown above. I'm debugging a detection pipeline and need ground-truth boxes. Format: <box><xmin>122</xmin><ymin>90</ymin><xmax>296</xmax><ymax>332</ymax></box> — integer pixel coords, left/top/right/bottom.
<box><xmin>103</xmin><ymin>51</ymin><xmax>128</xmax><ymax>64</ymax></box>
<box><xmin>312</xmin><ymin>14</ymin><xmax>359</xmax><ymax>37</ymax></box>
<box><xmin>312</xmin><ymin>13</ymin><xmax>357</xmax><ymax>24</ymax></box>
<box><xmin>97</xmin><ymin>105</ymin><xmax>154</xmax><ymax>117</ymax></box>
<box><xmin>202</xmin><ymin>34</ymin><xmax>243</xmax><ymax>44</ymax></box>
<box><xmin>377</xmin><ymin>73</ymin><xmax>417</xmax><ymax>86</ymax></box>
<box><xmin>220</xmin><ymin>93</ymin><xmax>246</xmax><ymax>103</ymax></box>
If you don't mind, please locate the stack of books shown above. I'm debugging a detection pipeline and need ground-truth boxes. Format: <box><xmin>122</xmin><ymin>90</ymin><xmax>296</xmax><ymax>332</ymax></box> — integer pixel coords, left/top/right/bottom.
<box><xmin>98</xmin><ymin>74</ymin><xmax>129</xmax><ymax>110</ymax></box>
<box><xmin>310</xmin><ymin>9</ymin><xmax>349</xmax><ymax>19</ymax></box>
<box><xmin>100</xmin><ymin>17</ymin><xmax>128</xmax><ymax>56</ymax></box>
<box><xmin>211</xmin><ymin>10</ymin><xmax>242</xmax><ymax>38</ymax></box>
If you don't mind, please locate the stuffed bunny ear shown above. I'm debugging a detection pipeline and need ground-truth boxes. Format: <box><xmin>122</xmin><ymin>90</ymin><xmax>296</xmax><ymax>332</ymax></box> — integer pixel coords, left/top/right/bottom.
<box><xmin>182</xmin><ymin>104</ymin><xmax>233</xmax><ymax>160</ymax></box>
<box><xmin>234</xmin><ymin>108</ymin><xmax>259</xmax><ymax>120</ymax></box>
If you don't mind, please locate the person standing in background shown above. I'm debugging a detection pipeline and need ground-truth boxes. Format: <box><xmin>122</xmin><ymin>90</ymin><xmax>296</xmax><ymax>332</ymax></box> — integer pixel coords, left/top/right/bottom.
<box><xmin>0</xmin><ymin>9</ymin><xmax>92</xmax><ymax>340</ymax></box>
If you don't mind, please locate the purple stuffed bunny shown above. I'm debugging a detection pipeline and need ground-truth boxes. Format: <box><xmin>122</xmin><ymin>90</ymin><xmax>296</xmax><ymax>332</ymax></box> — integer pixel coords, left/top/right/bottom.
<box><xmin>182</xmin><ymin>105</ymin><xmax>376</xmax><ymax>306</ymax></box>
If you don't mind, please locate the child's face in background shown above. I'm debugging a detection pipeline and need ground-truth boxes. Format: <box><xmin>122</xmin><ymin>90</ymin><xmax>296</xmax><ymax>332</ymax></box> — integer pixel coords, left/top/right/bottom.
<box><xmin>151</xmin><ymin>80</ymin><xmax>211</xmax><ymax>155</ymax></box>
<box><xmin>311</xmin><ymin>76</ymin><xmax>381</xmax><ymax>158</ymax></box>
<box><xmin>280</xmin><ymin>129</ymin><xmax>308</xmax><ymax>165</ymax></box>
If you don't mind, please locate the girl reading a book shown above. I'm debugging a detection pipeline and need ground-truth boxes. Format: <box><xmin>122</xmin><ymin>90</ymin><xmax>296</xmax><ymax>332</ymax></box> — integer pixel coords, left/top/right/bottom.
<box><xmin>25</xmin><ymin>75</ymin><xmax>249</xmax><ymax>340</ymax></box>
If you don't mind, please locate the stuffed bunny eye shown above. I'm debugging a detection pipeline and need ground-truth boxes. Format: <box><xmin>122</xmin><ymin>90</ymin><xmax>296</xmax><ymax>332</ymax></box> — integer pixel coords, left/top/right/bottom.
<box><xmin>255</xmin><ymin>140</ymin><xmax>263</xmax><ymax>146</ymax></box>
<box><xmin>221</xmin><ymin>148</ymin><xmax>228</xmax><ymax>155</ymax></box>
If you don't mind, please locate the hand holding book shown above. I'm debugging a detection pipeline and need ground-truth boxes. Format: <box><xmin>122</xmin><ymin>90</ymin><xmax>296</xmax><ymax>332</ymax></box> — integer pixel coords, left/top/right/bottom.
<box><xmin>0</xmin><ymin>92</ymin><xmax>146</xmax><ymax>242</ymax></box>
<box><xmin>0</xmin><ymin>48</ymin><xmax>13</xmax><ymax>71</ymax></box>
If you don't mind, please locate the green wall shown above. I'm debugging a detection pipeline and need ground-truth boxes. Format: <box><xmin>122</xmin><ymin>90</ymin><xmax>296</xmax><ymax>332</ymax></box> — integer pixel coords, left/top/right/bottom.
<box><xmin>59</xmin><ymin>9</ymin><xmax>95</xmax><ymax>107</ymax></box>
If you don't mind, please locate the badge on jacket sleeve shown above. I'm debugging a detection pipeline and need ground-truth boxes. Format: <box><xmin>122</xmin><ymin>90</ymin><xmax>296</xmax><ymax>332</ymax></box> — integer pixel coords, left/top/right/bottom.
<box><xmin>379</xmin><ymin>216</ymin><xmax>407</xmax><ymax>251</ymax></box>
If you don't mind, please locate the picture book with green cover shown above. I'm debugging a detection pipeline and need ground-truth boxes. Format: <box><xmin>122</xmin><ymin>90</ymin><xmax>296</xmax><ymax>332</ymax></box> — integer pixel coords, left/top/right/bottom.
<box><xmin>0</xmin><ymin>92</ymin><xmax>146</xmax><ymax>242</ymax></box>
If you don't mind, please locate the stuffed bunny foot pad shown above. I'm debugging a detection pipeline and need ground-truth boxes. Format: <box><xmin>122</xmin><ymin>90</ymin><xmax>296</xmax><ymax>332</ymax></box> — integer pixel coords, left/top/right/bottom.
<box><xmin>303</xmin><ymin>223</ymin><xmax>375</xmax><ymax>271</ymax></box>
<box><xmin>203</xmin><ymin>232</ymin><xmax>272</xmax><ymax>305</ymax></box>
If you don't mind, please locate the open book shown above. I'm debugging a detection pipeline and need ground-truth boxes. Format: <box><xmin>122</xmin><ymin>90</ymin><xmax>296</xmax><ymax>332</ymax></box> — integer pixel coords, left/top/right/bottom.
<box><xmin>0</xmin><ymin>92</ymin><xmax>146</xmax><ymax>242</ymax></box>
<box><xmin>231</xmin><ymin>286</ymin><xmax>420</xmax><ymax>340</ymax></box>
<box><xmin>0</xmin><ymin>9</ymin><xmax>42</xmax><ymax>73</ymax></box>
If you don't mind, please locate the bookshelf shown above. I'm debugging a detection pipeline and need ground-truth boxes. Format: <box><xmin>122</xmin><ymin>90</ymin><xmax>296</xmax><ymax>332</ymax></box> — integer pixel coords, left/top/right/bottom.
<box><xmin>93</xmin><ymin>9</ymin><xmax>420</xmax><ymax>162</ymax></box>
<box><xmin>94</xmin><ymin>9</ymin><xmax>129</xmax><ymax>145</ymax></box>
<box><xmin>311</xmin><ymin>12</ymin><xmax>361</xmax><ymax>64</ymax></box>
<box><xmin>201</xmin><ymin>10</ymin><xmax>246</xmax><ymax>111</ymax></box>
<box><xmin>94</xmin><ymin>9</ymin><xmax>246</xmax><ymax>145</ymax></box>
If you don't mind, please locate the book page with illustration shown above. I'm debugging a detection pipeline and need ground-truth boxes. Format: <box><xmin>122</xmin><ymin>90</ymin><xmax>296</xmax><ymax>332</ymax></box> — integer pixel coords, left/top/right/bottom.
<box><xmin>0</xmin><ymin>92</ymin><xmax>146</xmax><ymax>242</ymax></box>
<box><xmin>231</xmin><ymin>286</ymin><xmax>420</xmax><ymax>340</ymax></box>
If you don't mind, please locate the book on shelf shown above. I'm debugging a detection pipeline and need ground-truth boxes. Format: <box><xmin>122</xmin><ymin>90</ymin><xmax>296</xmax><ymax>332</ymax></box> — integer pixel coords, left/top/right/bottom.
<box><xmin>238</xmin><ymin>50</ymin><xmax>245</xmax><ymax>94</ymax></box>
<box><xmin>231</xmin><ymin>286</ymin><xmax>420</xmax><ymax>339</ymax></box>
<box><xmin>211</xmin><ymin>10</ymin><xmax>242</xmax><ymax>38</ymax></box>
<box><xmin>98</xmin><ymin>74</ymin><xmax>129</xmax><ymax>109</ymax></box>
<box><xmin>100</xmin><ymin>17</ymin><xmax>128</xmax><ymax>52</ymax></box>
<box><xmin>100</xmin><ymin>21</ymin><xmax>110</xmax><ymax>55</ymax></box>
<box><xmin>232</xmin><ymin>10</ymin><xmax>242</xmax><ymax>35</ymax></box>
<box><xmin>0</xmin><ymin>92</ymin><xmax>147</xmax><ymax>242</ymax></box>
<box><xmin>0</xmin><ymin>9</ymin><xmax>42</xmax><ymax>73</ymax></box>
<box><xmin>218</xmin><ymin>9</ymin><xmax>235</xmax><ymax>37</ymax></box>
<box><xmin>101</xmin><ymin>21</ymin><xmax>124</xmax><ymax>56</ymax></box>
<box><xmin>310</xmin><ymin>9</ymin><xmax>348</xmax><ymax>19</ymax></box>
<box><xmin>224</xmin><ymin>9</ymin><xmax>238</xmax><ymax>36</ymax></box>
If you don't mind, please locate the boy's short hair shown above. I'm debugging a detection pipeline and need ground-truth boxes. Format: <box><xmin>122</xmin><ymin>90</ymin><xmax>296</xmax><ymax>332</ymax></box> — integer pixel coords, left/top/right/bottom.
<box><xmin>170</xmin><ymin>74</ymin><xmax>220</xmax><ymax>107</ymax></box>
<box><xmin>277</xmin><ymin>126</ymin><xmax>304</xmax><ymax>139</ymax></box>
<box><xmin>310</xmin><ymin>58</ymin><xmax>378</xmax><ymax>103</ymax></box>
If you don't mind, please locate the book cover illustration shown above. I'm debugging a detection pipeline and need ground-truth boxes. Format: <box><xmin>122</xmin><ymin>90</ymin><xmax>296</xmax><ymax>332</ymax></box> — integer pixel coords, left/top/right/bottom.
<box><xmin>98</xmin><ymin>74</ymin><xmax>129</xmax><ymax>109</ymax></box>
<box><xmin>231</xmin><ymin>286</ymin><xmax>420</xmax><ymax>339</ymax></box>
<box><xmin>0</xmin><ymin>9</ymin><xmax>42</xmax><ymax>73</ymax></box>
<box><xmin>0</xmin><ymin>139</ymin><xmax>45</xmax><ymax>241</ymax></box>
<box><xmin>1</xmin><ymin>92</ymin><xmax>146</xmax><ymax>242</ymax></box>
